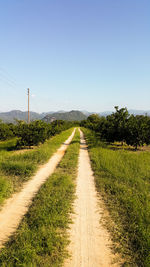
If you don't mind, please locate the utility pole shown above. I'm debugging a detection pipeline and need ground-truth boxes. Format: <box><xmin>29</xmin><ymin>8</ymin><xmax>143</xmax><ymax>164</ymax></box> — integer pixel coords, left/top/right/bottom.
<box><xmin>27</xmin><ymin>88</ymin><xmax>30</xmax><ymax>124</ymax></box>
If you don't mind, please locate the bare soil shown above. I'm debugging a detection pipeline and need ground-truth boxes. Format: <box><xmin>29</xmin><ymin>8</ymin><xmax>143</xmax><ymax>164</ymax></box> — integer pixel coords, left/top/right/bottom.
<box><xmin>64</xmin><ymin>130</ymin><xmax>120</xmax><ymax>267</ymax></box>
<box><xmin>0</xmin><ymin>129</ymin><xmax>75</xmax><ymax>249</ymax></box>
<box><xmin>12</xmin><ymin>148</ymin><xmax>34</xmax><ymax>155</ymax></box>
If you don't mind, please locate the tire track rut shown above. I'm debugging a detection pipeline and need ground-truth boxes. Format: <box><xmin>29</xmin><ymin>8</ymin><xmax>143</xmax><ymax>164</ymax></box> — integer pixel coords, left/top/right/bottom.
<box><xmin>65</xmin><ymin>129</ymin><xmax>119</xmax><ymax>267</ymax></box>
<box><xmin>0</xmin><ymin>129</ymin><xmax>76</xmax><ymax>249</ymax></box>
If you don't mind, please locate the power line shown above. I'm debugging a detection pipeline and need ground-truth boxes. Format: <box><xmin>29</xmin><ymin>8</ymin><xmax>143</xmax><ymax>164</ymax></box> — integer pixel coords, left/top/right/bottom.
<box><xmin>0</xmin><ymin>73</ymin><xmax>16</xmax><ymax>88</ymax></box>
<box><xmin>0</xmin><ymin>67</ymin><xmax>16</xmax><ymax>84</ymax></box>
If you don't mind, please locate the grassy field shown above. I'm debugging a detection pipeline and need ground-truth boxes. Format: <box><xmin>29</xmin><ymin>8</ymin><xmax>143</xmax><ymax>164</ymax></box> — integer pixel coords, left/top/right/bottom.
<box><xmin>0</xmin><ymin>129</ymin><xmax>80</xmax><ymax>266</ymax></box>
<box><xmin>0</xmin><ymin>128</ymin><xmax>73</xmax><ymax>206</ymax></box>
<box><xmin>82</xmin><ymin>128</ymin><xmax>150</xmax><ymax>266</ymax></box>
<box><xmin>0</xmin><ymin>138</ymin><xmax>17</xmax><ymax>153</ymax></box>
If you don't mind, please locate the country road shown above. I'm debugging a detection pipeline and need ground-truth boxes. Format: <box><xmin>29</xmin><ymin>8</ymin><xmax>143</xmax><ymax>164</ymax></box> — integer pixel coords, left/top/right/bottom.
<box><xmin>65</xmin><ymin>129</ymin><xmax>119</xmax><ymax>267</ymax></box>
<box><xmin>0</xmin><ymin>129</ymin><xmax>76</xmax><ymax>249</ymax></box>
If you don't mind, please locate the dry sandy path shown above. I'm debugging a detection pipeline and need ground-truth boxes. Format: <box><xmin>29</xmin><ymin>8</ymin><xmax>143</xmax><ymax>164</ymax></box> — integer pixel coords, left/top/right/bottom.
<box><xmin>0</xmin><ymin>129</ymin><xmax>76</xmax><ymax>249</ymax></box>
<box><xmin>65</xmin><ymin>130</ymin><xmax>119</xmax><ymax>267</ymax></box>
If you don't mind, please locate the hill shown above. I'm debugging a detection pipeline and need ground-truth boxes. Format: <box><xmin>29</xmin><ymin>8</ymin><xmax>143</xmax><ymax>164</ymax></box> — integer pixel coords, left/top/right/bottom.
<box><xmin>0</xmin><ymin>110</ymin><xmax>43</xmax><ymax>123</ymax></box>
<box><xmin>43</xmin><ymin>110</ymin><xmax>87</xmax><ymax>122</ymax></box>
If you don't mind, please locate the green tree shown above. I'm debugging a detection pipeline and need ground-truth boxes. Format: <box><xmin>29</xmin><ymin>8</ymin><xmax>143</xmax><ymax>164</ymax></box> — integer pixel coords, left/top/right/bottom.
<box><xmin>86</xmin><ymin>114</ymin><xmax>101</xmax><ymax>132</ymax></box>
<box><xmin>0</xmin><ymin>121</ymin><xmax>14</xmax><ymax>140</ymax></box>
<box><xmin>104</xmin><ymin>106</ymin><xmax>129</xmax><ymax>143</ymax></box>
<box><xmin>125</xmin><ymin>115</ymin><xmax>150</xmax><ymax>149</ymax></box>
<box><xmin>16</xmin><ymin>120</ymin><xmax>48</xmax><ymax>147</ymax></box>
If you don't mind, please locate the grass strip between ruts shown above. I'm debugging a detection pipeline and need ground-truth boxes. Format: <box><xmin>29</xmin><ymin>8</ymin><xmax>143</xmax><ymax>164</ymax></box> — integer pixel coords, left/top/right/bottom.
<box><xmin>0</xmin><ymin>128</ymin><xmax>74</xmax><ymax>206</ymax></box>
<box><xmin>82</xmin><ymin>128</ymin><xmax>150</xmax><ymax>267</ymax></box>
<box><xmin>0</xmin><ymin>129</ymin><xmax>80</xmax><ymax>266</ymax></box>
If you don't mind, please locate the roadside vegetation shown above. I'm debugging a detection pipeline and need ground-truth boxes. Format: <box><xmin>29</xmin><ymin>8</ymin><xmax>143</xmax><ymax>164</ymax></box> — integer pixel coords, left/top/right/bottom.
<box><xmin>0</xmin><ymin>119</ymin><xmax>77</xmax><ymax>147</ymax></box>
<box><xmin>0</xmin><ymin>129</ymin><xmax>80</xmax><ymax>266</ymax></box>
<box><xmin>0</xmin><ymin>121</ymin><xmax>15</xmax><ymax>141</ymax></box>
<box><xmin>0</xmin><ymin>127</ymin><xmax>74</xmax><ymax>206</ymax></box>
<box><xmin>0</xmin><ymin>138</ymin><xmax>17</xmax><ymax>152</ymax></box>
<box><xmin>82</xmin><ymin>128</ymin><xmax>150</xmax><ymax>266</ymax></box>
<box><xmin>81</xmin><ymin>106</ymin><xmax>150</xmax><ymax>150</ymax></box>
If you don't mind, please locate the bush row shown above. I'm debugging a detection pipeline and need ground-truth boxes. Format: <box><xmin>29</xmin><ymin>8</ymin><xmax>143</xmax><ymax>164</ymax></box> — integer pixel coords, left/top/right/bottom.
<box><xmin>80</xmin><ymin>106</ymin><xmax>150</xmax><ymax>149</ymax></box>
<box><xmin>0</xmin><ymin>120</ymin><xmax>77</xmax><ymax>147</ymax></box>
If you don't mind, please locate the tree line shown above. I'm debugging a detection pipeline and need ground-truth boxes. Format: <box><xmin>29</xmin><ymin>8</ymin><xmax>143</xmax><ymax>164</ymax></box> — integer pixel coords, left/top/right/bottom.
<box><xmin>0</xmin><ymin>119</ymin><xmax>77</xmax><ymax>147</ymax></box>
<box><xmin>80</xmin><ymin>106</ymin><xmax>150</xmax><ymax>149</ymax></box>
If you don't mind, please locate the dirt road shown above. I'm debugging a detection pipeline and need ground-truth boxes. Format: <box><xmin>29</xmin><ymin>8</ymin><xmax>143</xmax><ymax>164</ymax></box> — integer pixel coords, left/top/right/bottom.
<box><xmin>65</xmin><ymin>130</ymin><xmax>119</xmax><ymax>267</ymax></box>
<box><xmin>0</xmin><ymin>129</ymin><xmax>75</xmax><ymax>249</ymax></box>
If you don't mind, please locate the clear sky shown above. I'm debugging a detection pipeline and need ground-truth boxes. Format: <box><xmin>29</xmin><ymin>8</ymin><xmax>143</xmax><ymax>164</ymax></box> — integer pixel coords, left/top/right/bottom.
<box><xmin>0</xmin><ymin>0</ymin><xmax>150</xmax><ymax>113</ymax></box>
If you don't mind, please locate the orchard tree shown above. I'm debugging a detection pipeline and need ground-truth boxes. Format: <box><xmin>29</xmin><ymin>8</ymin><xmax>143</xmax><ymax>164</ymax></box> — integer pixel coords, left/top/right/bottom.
<box><xmin>125</xmin><ymin>115</ymin><xmax>150</xmax><ymax>150</ymax></box>
<box><xmin>0</xmin><ymin>121</ymin><xmax>14</xmax><ymax>140</ymax></box>
<box><xmin>104</xmin><ymin>106</ymin><xmax>129</xmax><ymax>143</ymax></box>
<box><xmin>86</xmin><ymin>114</ymin><xmax>101</xmax><ymax>132</ymax></box>
<box><xmin>16</xmin><ymin>120</ymin><xmax>48</xmax><ymax>147</ymax></box>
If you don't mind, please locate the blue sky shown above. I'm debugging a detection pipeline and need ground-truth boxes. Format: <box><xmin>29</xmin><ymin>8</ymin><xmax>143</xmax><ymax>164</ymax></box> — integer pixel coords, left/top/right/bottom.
<box><xmin>0</xmin><ymin>0</ymin><xmax>150</xmax><ymax>112</ymax></box>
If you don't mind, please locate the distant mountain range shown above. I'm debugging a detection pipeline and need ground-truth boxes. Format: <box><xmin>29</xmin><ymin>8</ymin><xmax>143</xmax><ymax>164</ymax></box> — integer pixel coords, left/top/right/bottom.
<box><xmin>0</xmin><ymin>110</ymin><xmax>87</xmax><ymax>123</ymax></box>
<box><xmin>128</xmin><ymin>110</ymin><xmax>150</xmax><ymax>116</ymax></box>
<box><xmin>82</xmin><ymin>110</ymin><xmax>150</xmax><ymax>117</ymax></box>
<box><xmin>0</xmin><ymin>109</ymin><xmax>150</xmax><ymax>123</ymax></box>
<box><xmin>98</xmin><ymin>110</ymin><xmax>150</xmax><ymax>117</ymax></box>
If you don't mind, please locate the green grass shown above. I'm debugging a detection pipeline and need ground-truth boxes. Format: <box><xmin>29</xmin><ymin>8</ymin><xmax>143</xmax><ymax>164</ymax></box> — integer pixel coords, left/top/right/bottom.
<box><xmin>0</xmin><ymin>177</ymin><xmax>12</xmax><ymax>205</ymax></box>
<box><xmin>82</xmin><ymin>128</ymin><xmax>150</xmax><ymax>267</ymax></box>
<box><xmin>0</xmin><ymin>129</ymin><xmax>80</xmax><ymax>266</ymax></box>
<box><xmin>0</xmin><ymin>138</ymin><xmax>18</xmax><ymax>168</ymax></box>
<box><xmin>0</xmin><ymin>128</ymin><xmax>74</xmax><ymax>206</ymax></box>
<box><xmin>0</xmin><ymin>138</ymin><xmax>17</xmax><ymax>152</ymax></box>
